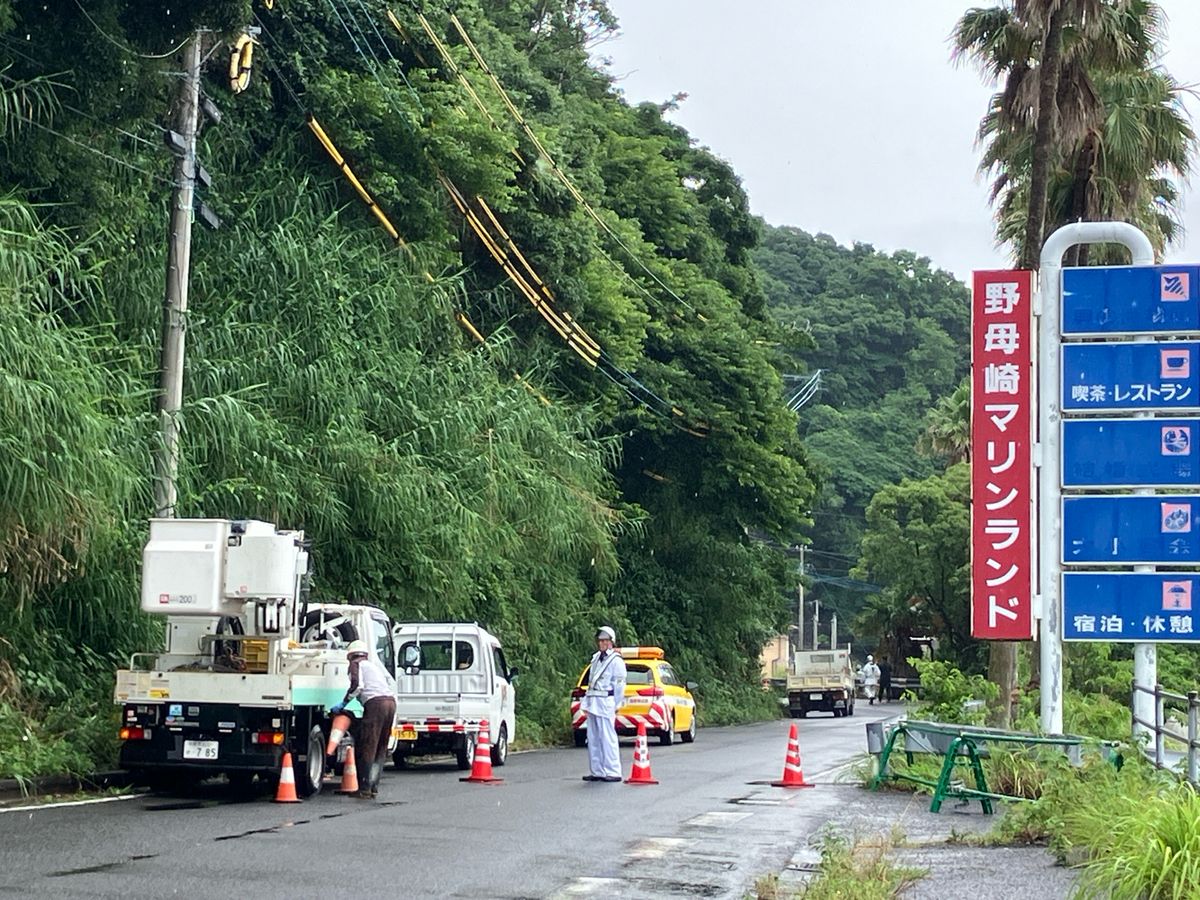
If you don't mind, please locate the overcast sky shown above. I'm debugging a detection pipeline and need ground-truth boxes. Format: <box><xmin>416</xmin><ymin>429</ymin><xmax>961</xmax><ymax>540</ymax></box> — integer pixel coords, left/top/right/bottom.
<box><xmin>598</xmin><ymin>1</ymin><xmax>1200</xmax><ymax>283</ymax></box>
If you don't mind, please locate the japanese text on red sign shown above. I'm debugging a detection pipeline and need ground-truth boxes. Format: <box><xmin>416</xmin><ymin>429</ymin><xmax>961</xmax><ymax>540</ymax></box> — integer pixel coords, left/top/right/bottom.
<box><xmin>971</xmin><ymin>271</ymin><xmax>1035</xmax><ymax>640</ymax></box>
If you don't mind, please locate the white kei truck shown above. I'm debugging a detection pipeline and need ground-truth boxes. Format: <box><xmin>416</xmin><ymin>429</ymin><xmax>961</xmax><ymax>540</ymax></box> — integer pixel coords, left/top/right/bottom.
<box><xmin>391</xmin><ymin>622</ymin><xmax>517</xmax><ymax>770</ymax></box>
<box><xmin>786</xmin><ymin>648</ymin><xmax>856</xmax><ymax>718</ymax></box>
<box><xmin>114</xmin><ymin>518</ymin><xmax>400</xmax><ymax>796</ymax></box>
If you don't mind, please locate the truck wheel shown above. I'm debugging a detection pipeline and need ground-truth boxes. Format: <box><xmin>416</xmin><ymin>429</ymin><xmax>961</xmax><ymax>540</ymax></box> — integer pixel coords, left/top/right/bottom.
<box><xmin>295</xmin><ymin>725</ymin><xmax>325</xmax><ymax>797</ymax></box>
<box><xmin>392</xmin><ymin>751</ymin><xmax>408</xmax><ymax>769</ymax></box>
<box><xmin>680</xmin><ymin>714</ymin><xmax>696</xmax><ymax>744</ymax></box>
<box><xmin>456</xmin><ymin>735</ymin><xmax>476</xmax><ymax>771</ymax></box>
<box><xmin>659</xmin><ymin>715</ymin><xmax>675</xmax><ymax>746</ymax></box>
<box><xmin>491</xmin><ymin>724</ymin><xmax>509</xmax><ymax>767</ymax></box>
<box><xmin>572</xmin><ymin>729</ymin><xmax>587</xmax><ymax>748</ymax></box>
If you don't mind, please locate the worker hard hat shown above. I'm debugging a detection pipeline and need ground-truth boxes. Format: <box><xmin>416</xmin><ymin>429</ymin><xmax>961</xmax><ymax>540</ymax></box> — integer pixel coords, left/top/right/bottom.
<box><xmin>595</xmin><ymin>626</ymin><xmax>616</xmax><ymax>641</ymax></box>
<box><xmin>346</xmin><ymin>640</ymin><xmax>369</xmax><ymax>658</ymax></box>
<box><xmin>867</xmin><ymin>655</ymin><xmax>874</xmax><ymax>662</ymax></box>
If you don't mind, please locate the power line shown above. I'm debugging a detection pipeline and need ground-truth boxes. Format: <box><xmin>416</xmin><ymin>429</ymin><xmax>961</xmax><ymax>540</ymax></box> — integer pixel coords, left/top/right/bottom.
<box><xmin>69</xmin><ymin>0</ymin><xmax>195</xmax><ymax>61</ymax></box>
<box><xmin>13</xmin><ymin>113</ymin><xmax>172</xmax><ymax>185</ymax></box>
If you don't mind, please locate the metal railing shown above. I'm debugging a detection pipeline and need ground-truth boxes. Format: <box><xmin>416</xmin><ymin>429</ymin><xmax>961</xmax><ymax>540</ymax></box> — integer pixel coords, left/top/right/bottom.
<box><xmin>1131</xmin><ymin>682</ymin><xmax>1200</xmax><ymax>785</ymax></box>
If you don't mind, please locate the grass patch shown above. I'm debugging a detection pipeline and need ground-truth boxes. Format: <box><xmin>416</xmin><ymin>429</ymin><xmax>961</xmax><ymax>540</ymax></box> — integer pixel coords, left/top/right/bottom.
<box><xmin>753</xmin><ymin>832</ymin><xmax>925</xmax><ymax>899</ymax></box>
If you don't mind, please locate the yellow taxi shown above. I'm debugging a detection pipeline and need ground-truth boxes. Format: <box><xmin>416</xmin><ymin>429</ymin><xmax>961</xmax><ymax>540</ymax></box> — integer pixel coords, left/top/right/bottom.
<box><xmin>570</xmin><ymin>646</ymin><xmax>698</xmax><ymax>746</ymax></box>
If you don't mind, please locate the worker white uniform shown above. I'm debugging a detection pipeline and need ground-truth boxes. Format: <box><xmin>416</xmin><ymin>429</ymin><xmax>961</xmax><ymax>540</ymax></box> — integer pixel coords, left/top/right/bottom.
<box><xmin>861</xmin><ymin>657</ymin><xmax>881</xmax><ymax>705</ymax></box>
<box><xmin>581</xmin><ymin>637</ymin><xmax>627</xmax><ymax>781</ymax></box>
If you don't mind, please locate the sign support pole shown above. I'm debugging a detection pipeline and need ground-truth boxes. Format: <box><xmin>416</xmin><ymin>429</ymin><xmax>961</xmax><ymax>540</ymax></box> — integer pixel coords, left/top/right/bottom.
<box><xmin>1037</xmin><ymin>222</ymin><xmax>1154</xmax><ymax>735</ymax></box>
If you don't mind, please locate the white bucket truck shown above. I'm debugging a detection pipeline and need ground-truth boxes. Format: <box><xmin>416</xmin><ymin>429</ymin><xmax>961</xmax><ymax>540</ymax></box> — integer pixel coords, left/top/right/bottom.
<box><xmin>114</xmin><ymin>518</ymin><xmax>398</xmax><ymax>796</ymax></box>
<box><xmin>392</xmin><ymin>622</ymin><xmax>517</xmax><ymax>770</ymax></box>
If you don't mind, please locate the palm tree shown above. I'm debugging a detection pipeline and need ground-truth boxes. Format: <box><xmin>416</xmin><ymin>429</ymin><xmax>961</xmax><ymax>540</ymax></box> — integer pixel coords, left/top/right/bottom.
<box><xmin>917</xmin><ymin>378</ymin><xmax>971</xmax><ymax>463</ymax></box>
<box><xmin>953</xmin><ymin>1</ymin><xmax>1190</xmax><ymax>267</ymax></box>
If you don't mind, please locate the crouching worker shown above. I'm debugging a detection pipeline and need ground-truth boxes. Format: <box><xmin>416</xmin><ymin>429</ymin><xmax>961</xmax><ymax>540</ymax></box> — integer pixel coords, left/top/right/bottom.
<box><xmin>330</xmin><ymin>640</ymin><xmax>396</xmax><ymax>799</ymax></box>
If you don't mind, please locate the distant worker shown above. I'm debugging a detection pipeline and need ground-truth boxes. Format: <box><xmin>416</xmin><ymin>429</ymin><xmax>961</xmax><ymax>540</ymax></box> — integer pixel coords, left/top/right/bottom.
<box><xmin>860</xmin><ymin>655</ymin><xmax>881</xmax><ymax>705</ymax></box>
<box><xmin>580</xmin><ymin>625</ymin><xmax>627</xmax><ymax>783</ymax></box>
<box><xmin>330</xmin><ymin>640</ymin><xmax>396</xmax><ymax>799</ymax></box>
<box><xmin>878</xmin><ymin>658</ymin><xmax>892</xmax><ymax>703</ymax></box>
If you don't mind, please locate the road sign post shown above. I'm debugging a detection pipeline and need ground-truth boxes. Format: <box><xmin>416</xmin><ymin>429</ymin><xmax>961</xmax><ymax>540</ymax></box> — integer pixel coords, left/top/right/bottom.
<box><xmin>1041</xmin><ymin>225</ymin><xmax>1200</xmax><ymax>743</ymax></box>
<box><xmin>1037</xmin><ymin>222</ymin><xmax>1155</xmax><ymax>737</ymax></box>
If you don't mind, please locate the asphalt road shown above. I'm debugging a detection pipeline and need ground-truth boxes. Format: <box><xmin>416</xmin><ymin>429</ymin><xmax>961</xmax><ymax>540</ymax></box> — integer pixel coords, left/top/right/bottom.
<box><xmin>0</xmin><ymin>704</ymin><xmax>898</xmax><ymax>899</ymax></box>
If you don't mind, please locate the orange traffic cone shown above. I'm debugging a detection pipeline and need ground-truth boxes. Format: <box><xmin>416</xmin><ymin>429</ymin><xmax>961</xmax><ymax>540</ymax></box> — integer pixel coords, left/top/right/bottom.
<box><xmin>337</xmin><ymin>746</ymin><xmax>360</xmax><ymax>794</ymax></box>
<box><xmin>273</xmin><ymin>751</ymin><xmax>303</xmax><ymax>803</ymax></box>
<box><xmin>326</xmin><ymin>712</ymin><xmax>352</xmax><ymax>756</ymax></box>
<box><xmin>770</xmin><ymin>722</ymin><xmax>814</xmax><ymax>788</ymax></box>
<box><xmin>625</xmin><ymin>720</ymin><xmax>659</xmax><ymax>785</ymax></box>
<box><xmin>460</xmin><ymin>719</ymin><xmax>503</xmax><ymax>784</ymax></box>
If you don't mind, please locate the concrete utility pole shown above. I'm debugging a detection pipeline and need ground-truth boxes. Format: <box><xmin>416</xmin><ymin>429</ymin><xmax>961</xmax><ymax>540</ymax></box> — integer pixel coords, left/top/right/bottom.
<box><xmin>154</xmin><ymin>32</ymin><xmax>203</xmax><ymax>519</ymax></box>
<box><xmin>797</xmin><ymin>545</ymin><xmax>805</xmax><ymax>655</ymax></box>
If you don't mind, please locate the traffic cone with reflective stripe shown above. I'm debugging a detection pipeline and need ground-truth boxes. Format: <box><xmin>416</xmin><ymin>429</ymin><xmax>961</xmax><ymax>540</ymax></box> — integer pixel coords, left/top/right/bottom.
<box><xmin>460</xmin><ymin>719</ymin><xmax>503</xmax><ymax>784</ymax></box>
<box><xmin>625</xmin><ymin>720</ymin><xmax>659</xmax><ymax>785</ymax></box>
<box><xmin>337</xmin><ymin>745</ymin><xmax>360</xmax><ymax>794</ymax></box>
<box><xmin>272</xmin><ymin>751</ymin><xmax>302</xmax><ymax>803</ymax></box>
<box><xmin>326</xmin><ymin>712</ymin><xmax>352</xmax><ymax>756</ymax></box>
<box><xmin>770</xmin><ymin>722</ymin><xmax>813</xmax><ymax>788</ymax></box>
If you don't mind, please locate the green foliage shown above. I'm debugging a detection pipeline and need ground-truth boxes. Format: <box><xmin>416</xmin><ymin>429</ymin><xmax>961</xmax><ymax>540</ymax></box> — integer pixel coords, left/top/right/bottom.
<box><xmin>0</xmin><ymin>0</ymin><xmax>822</xmax><ymax>776</ymax></box>
<box><xmin>908</xmin><ymin>658</ymin><xmax>998</xmax><ymax>725</ymax></box>
<box><xmin>1067</xmin><ymin>776</ymin><xmax>1200</xmax><ymax>899</ymax></box>
<box><xmin>756</xmin><ymin>226</ymin><xmax>968</xmax><ymax>649</ymax></box>
<box><xmin>754</xmin><ymin>831</ymin><xmax>925</xmax><ymax>899</ymax></box>
<box><xmin>854</xmin><ymin>465</ymin><xmax>979</xmax><ymax>673</ymax></box>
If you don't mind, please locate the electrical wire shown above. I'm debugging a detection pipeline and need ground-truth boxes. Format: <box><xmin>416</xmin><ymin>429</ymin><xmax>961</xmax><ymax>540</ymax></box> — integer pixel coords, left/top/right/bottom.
<box><xmin>13</xmin><ymin>112</ymin><xmax>173</xmax><ymax>185</ymax></box>
<box><xmin>437</xmin><ymin>7</ymin><xmax>704</xmax><ymax>321</ymax></box>
<box><xmin>257</xmin><ymin>3</ymin><xmax>702</xmax><ymax>429</ymax></box>
<box><xmin>70</xmin><ymin>0</ymin><xmax>196</xmax><ymax>61</ymax></box>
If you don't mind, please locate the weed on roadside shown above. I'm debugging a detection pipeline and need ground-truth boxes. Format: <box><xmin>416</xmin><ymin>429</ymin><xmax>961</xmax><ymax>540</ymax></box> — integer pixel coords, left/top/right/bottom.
<box><xmin>752</xmin><ymin>831</ymin><xmax>925</xmax><ymax>899</ymax></box>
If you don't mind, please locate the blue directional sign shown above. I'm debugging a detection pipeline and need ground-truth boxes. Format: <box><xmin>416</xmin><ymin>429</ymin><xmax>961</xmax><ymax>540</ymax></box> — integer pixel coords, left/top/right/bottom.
<box><xmin>1064</xmin><ymin>573</ymin><xmax>1200</xmax><ymax>642</ymax></box>
<box><xmin>1062</xmin><ymin>341</ymin><xmax>1200</xmax><ymax>411</ymax></box>
<box><xmin>1062</xmin><ymin>419</ymin><xmax>1199</xmax><ymax>488</ymax></box>
<box><xmin>1063</xmin><ymin>265</ymin><xmax>1200</xmax><ymax>335</ymax></box>
<box><xmin>1062</xmin><ymin>495</ymin><xmax>1200</xmax><ymax>565</ymax></box>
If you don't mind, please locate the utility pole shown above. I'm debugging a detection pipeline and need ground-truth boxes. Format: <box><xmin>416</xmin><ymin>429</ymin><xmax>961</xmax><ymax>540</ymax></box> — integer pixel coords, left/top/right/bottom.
<box><xmin>154</xmin><ymin>32</ymin><xmax>203</xmax><ymax>518</ymax></box>
<box><xmin>796</xmin><ymin>545</ymin><xmax>805</xmax><ymax>656</ymax></box>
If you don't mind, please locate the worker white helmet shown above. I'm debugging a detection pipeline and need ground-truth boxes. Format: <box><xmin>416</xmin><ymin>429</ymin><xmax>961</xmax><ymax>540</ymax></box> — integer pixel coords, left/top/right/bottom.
<box><xmin>596</xmin><ymin>626</ymin><xmax>616</xmax><ymax>641</ymax></box>
<box><xmin>866</xmin><ymin>654</ymin><xmax>874</xmax><ymax>662</ymax></box>
<box><xmin>346</xmin><ymin>640</ymin><xmax>369</xmax><ymax>658</ymax></box>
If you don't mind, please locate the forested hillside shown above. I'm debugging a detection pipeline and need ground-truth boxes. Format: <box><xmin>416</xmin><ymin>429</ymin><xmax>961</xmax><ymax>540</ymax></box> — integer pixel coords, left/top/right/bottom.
<box><xmin>755</xmin><ymin>226</ymin><xmax>970</xmax><ymax>649</ymax></box>
<box><xmin>0</xmin><ymin>0</ymin><xmax>818</xmax><ymax>775</ymax></box>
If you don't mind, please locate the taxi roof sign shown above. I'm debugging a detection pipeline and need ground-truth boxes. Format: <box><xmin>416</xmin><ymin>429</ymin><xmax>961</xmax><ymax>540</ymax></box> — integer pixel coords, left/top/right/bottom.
<box><xmin>617</xmin><ymin>646</ymin><xmax>664</xmax><ymax>660</ymax></box>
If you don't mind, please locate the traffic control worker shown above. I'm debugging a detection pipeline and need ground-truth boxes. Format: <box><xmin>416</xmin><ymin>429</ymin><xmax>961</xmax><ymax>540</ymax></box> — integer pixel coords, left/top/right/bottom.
<box><xmin>330</xmin><ymin>640</ymin><xmax>396</xmax><ymax>799</ymax></box>
<box><xmin>580</xmin><ymin>625</ymin><xmax>627</xmax><ymax>782</ymax></box>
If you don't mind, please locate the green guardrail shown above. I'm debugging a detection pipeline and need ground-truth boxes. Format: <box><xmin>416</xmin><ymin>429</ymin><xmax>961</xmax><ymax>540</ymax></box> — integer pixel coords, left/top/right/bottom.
<box><xmin>868</xmin><ymin>719</ymin><xmax>1114</xmax><ymax>814</ymax></box>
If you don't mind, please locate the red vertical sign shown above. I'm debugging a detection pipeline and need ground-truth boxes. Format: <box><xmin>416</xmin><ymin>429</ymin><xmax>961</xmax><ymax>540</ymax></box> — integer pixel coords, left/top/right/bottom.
<box><xmin>971</xmin><ymin>270</ymin><xmax>1034</xmax><ymax>640</ymax></box>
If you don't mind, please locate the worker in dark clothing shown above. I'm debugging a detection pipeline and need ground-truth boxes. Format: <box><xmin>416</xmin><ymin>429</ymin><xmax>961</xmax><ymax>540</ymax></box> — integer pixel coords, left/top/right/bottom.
<box><xmin>878</xmin><ymin>659</ymin><xmax>893</xmax><ymax>703</ymax></box>
<box><xmin>330</xmin><ymin>640</ymin><xmax>396</xmax><ymax>799</ymax></box>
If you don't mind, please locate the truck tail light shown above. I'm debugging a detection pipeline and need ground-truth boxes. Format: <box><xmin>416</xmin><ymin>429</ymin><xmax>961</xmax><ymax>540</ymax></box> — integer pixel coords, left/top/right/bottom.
<box><xmin>252</xmin><ymin>731</ymin><xmax>285</xmax><ymax>745</ymax></box>
<box><xmin>570</xmin><ymin>688</ymin><xmax>586</xmax><ymax>699</ymax></box>
<box><xmin>636</xmin><ymin>687</ymin><xmax>664</xmax><ymax>697</ymax></box>
<box><xmin>119</xmin><ymin>726</ymin><xmax>150</xmax><ymax>741</ymax></box>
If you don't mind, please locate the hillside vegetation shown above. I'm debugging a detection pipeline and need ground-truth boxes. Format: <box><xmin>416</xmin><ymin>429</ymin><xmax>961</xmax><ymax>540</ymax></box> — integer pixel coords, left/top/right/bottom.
<box><xmin>0</xmin><ymin>0</ymin><xmax>827</xmax><ymax>775</ymax></box>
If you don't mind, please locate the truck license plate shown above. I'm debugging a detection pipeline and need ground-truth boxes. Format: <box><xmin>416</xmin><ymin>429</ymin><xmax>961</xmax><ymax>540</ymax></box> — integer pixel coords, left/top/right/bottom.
<box><xmin>808</xmin><ymin>693</ymin><xmax>823</xmax><ymax>700</ymax></box>
<box><xmin>183</xmin><ymin>740</ymin><xmax>218</xmax><ymax>760</ymax></box>
<box><xmin>399</xmin><ymin>728</ymin><xmax>417</xmax><ymax>741</ymax></box>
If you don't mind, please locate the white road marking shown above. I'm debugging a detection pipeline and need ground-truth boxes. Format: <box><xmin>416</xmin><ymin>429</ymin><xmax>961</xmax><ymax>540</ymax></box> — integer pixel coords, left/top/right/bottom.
<box><xmin>550</xmin><ymin>876</ymin><xmax>623</xmax><ymax>896</ymax></box>
<box><xmin>626</xmin><ymin>836</ymin><xmax>691</xmax><ymax>859</ymax></box>
<box><xmin>685</xmin><ymin>810</ymin><xmax>752</xmax><ymax>827</ymax></box>
<box><xmin>0</xmin><ymin>793</ymin><xmax>140</xmax><ymax>814</ymax></box>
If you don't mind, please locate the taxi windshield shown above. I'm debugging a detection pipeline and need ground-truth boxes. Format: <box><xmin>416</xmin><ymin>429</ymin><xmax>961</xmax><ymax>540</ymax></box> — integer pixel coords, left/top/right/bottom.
<box><xmin>580</xmin><ymin>663</ymin><xmax>651</xmax><ymax>687</ymax></box>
